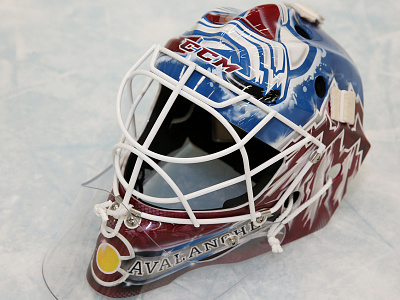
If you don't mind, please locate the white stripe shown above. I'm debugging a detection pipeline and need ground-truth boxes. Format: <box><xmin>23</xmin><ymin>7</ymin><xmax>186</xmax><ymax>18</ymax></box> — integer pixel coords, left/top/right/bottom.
<box><xmin>195</xmin><ymin>20</ymin><xmax>287</xmax><ymax>86</ymax></box>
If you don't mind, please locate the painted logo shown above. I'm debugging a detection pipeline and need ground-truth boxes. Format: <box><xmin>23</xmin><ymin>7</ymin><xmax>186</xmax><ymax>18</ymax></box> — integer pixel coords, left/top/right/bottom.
<box><xmin>179</xmin><ymin>39</ymin><xmax>241</xmax><ymax>73</ymax></box>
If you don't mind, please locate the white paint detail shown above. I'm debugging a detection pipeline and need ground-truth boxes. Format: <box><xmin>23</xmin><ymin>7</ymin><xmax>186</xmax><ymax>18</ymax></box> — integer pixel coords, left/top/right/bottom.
<box><xmin>280</xmin><ymin>26</ymin><xmax>309</xmax><ymax>70</ymax></box>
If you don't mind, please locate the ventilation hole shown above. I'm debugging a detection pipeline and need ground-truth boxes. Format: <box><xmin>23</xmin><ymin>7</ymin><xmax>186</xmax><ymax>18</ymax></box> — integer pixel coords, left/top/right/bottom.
<box><xmin>315</xmin><ymin>76</ymin><xmax>326</xmax><ymax>98</ymax></box>
<box><xmin>295</xmin><ymin>24</ymin><xmax>312</xmax><ymax>39</ymax></box>
<box><xmin>284</xmin><ymin>191</ymin><xmax>300</xmax><ymax>208</ymax></box>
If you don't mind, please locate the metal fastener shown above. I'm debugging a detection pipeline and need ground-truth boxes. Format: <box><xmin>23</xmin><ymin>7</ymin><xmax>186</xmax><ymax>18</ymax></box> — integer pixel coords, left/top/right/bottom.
<box><xmin>110</xmin><ymin>202</ymin><xmax>119</xmax><ymax>211</ymax></box>
<box><xmin>309</xmin><ymin>151</ymin><xmax>321</xmax><ymax>164</ymax></box>
<box><xmin>256</xmin><ymin>216</ymin><xmax>266</xmax><ymax>224</ymax></box>
<box><xmin>125</xmin><ymin>214</ymin><xmax>141</xmax><ymax>229</ymax></box>
<box><xmin>225</xmin><ymin>235</ymin><xmax>239</xmax><ymax>247</ymax></box>
<box><xmin>254</xmin><ymin>210</ymin><xmax>272</xmax><ymax>225</ymax></box>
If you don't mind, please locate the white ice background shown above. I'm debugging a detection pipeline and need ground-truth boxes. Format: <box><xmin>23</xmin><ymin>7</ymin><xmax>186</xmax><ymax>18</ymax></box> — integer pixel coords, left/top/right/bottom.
<box><xmin>1</xmin><ymin>0</ymin><xmax>399</xmax><ymax>299</ymax></box>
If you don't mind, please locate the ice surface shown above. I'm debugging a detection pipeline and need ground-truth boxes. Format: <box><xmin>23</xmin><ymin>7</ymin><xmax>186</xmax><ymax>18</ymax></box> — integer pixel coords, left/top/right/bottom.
<box><xmin>1</xmin><ymin>0</ymin><xmax>399</xmax><ymax>299</ymax></box>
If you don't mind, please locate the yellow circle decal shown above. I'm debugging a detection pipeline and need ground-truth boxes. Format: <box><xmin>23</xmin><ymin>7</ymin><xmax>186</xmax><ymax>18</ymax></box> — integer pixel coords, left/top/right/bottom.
<box><xmin>96</xmin><ymin>243</ymin><xmax>120</xmax><ymax>273</ymax></box>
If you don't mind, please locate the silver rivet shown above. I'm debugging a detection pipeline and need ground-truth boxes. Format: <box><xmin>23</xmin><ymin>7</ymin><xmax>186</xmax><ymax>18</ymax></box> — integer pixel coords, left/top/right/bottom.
<box><xmin>256</xmin><ymin>216</ymin><xmax>265</xmax><ymax>224</ymax></box>
<box><xmin>225</xmin><ymin>235</ymin><xmax>239</xmax><ymax>247</ymax></box>
<box><xmin>125</xmin><ymin>214</ymin><xmax>141</xmax><ymax>229</ymax></box>
<box><xmin>310</xmin><ymin>151</ymin><xmax>321</xmax><ymax>164</ymax></box>
<box><xmin>110</xmin><ymin>202</ymin><xmax>119</xmax><ymax>211</ymax></box>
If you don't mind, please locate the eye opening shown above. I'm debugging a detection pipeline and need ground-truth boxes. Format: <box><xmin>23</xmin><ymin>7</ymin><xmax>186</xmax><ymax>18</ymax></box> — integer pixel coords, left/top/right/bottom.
<box><xmin>315</xmin><ymin>76</ymin><xmax>327</xmax><ymax>98</ymax></box>
<box><xmin>295</xmin><ymin>24</ymin><xmax>312</xmax><ymax>40</ymax></box>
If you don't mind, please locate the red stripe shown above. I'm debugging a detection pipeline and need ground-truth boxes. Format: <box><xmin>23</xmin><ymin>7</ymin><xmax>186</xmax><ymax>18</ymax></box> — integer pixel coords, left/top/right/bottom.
<box><xmin>205</xmin><ymin>12</ymin><xmax>236</xmax><ymax>25</ymax></box>
<box><xmin>237</xmin><ymin>4</ymin><xmax>281</xmax><ymax>40</ymax></box>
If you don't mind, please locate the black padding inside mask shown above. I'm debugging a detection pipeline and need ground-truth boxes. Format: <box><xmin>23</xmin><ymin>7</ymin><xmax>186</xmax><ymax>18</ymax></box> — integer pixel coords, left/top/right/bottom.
<box><xmin>124</xmin><ymin>86</ymin><xmax>282</xmax><ymax>210</ymax></box>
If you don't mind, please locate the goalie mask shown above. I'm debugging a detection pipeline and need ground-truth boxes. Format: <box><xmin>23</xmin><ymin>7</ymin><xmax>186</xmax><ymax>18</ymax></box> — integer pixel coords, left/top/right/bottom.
<box><xmin>86</xmin><ymin>3</ymin><xmax>370</xmax><ymax>298</ymax></box>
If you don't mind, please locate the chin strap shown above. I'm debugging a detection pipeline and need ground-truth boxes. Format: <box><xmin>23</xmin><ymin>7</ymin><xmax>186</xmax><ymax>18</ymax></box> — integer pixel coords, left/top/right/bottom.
<box><xmin>94</xmin><ymin>196</ymin><xmax>133</xmax><ymax>238</ymax></box>
<box><xmin>267</xmin><ymin>178</ymin><xmax>333</xmax><ymax>253</ymax></box>
<box><xmin>94</xmin><ymin>200</ymin><xmax>112</xmax><ymax>226</ymax></box>
<box><xmin>268</xmin><ymin>237</ymin><xmax>284</xmax><ymax>253</ymax></box>
<box><xmin>267</xmin><ymin>193</ymin><xmax>294</xmax><ymax>253</ymax></box>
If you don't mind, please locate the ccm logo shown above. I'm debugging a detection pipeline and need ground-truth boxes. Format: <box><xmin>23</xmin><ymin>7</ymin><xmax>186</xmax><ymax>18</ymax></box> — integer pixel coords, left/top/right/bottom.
<box><xmin>179</xmin><ymin>39</ymin><xmax>241</xmax><ymax>73</ymax></box>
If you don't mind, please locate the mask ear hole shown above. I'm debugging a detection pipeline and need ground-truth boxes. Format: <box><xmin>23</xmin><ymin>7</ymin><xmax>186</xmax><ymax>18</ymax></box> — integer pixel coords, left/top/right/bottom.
<box><xmin>295</xmin><ymin>24</ymin><xmax>312</xmax><ymax>39</ymax></box>
<box><xmin>315</xmin><ymin>76</ymin><xmax>326</xmax><ymax>98</ymax></box>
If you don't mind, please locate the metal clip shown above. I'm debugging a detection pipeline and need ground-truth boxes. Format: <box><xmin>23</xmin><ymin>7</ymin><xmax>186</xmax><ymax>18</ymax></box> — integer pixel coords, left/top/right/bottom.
<box><xmin>255</xmin><ymin>210</ymin><xmax>272</xmax><ymax>225</ymax></box>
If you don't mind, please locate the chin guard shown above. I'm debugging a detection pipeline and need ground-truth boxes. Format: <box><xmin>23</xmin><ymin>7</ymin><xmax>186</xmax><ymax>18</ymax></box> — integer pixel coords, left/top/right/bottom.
<box><xmin>42</xmin><ymin>166</ymin><xmax>286</xmax><ymax>299</ymax></box>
